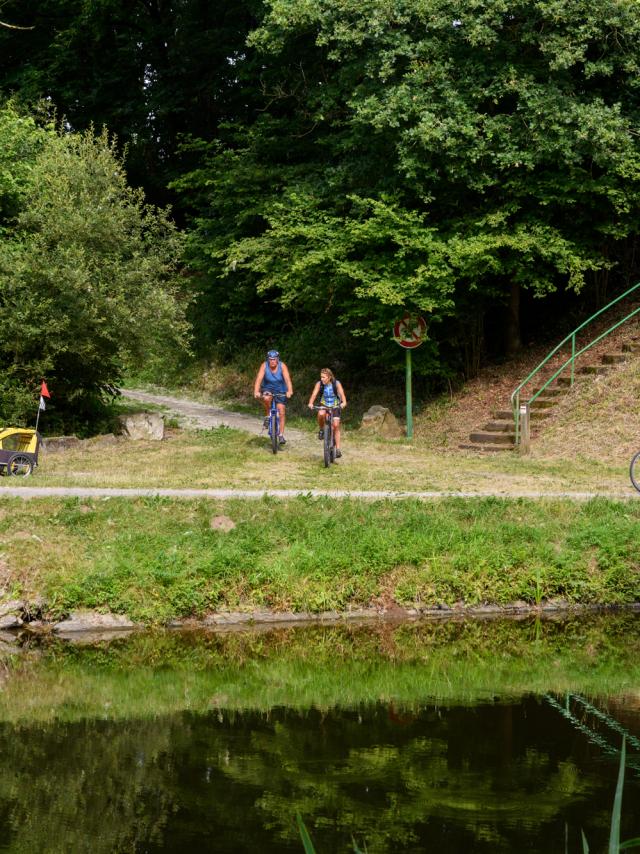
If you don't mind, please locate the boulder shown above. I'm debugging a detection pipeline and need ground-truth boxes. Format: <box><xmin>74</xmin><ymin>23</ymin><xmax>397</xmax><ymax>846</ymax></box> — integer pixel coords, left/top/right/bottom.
<box><xmin>42</xmin><ymin>436</ymin><xmax>81</xmax><ymax>453</ymax></box>
<box><xmin>360</xmin><ymin>405</ymin><xmax>403</xmax><ymax>438</ymax></box>
<box><xmin>54</xmin><ymin>611</ymin><xmax>136</xmax><ymax>633</ymax></box>
<box><xmin>118</xmin><ymin>412</ymin><xmax>165</xmax><ymax>441</ymax></box>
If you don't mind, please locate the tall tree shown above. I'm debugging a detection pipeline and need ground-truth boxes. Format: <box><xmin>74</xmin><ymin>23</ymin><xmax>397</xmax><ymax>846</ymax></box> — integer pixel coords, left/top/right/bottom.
<box><xmin>176</xmin><ymin>0</ymin><xmax>640</xmax><ymax>376</ymax></box>
<box><xmin>0</xmin><ymin>0</ymin><xmax>260</xmax><ymax>205</ymax></box>
<box><xmin>0</xmin><ymin>102</ymin><xmax>188</xmax><ymax>429</ymax></box>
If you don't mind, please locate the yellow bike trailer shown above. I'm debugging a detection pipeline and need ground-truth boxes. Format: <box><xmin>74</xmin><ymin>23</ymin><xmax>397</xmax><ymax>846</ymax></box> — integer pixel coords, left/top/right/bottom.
<box><xmin>0</xmin><ymin>428</ymin><xmax>41</xmax><ymax>477</ymax></box>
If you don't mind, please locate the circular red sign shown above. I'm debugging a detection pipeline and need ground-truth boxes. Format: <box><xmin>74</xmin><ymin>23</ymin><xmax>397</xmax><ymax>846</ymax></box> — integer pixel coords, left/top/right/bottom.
<box><xmin>393</xmin><ymin>313</ymin><xmax>427</xmax><ymax>349</ymax></box>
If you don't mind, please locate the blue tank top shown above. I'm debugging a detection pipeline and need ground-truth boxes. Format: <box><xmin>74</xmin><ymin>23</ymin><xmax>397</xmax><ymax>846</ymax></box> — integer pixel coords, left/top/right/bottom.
<box><xmin>320</xmin><ymin>381</ymin><xmax>339</xmax><ymax>406</ymax></box>
<box><xmin>262</xmin><ymin>360</ymin><xmax>287</xmax><ymax>394</ymax></box>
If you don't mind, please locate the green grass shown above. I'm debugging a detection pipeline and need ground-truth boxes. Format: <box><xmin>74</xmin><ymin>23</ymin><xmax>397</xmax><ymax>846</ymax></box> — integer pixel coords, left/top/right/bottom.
<box><xmin>9</xmin><ymin>423</ymin><xmax>631</xmax><ymax>494</ymax></box>
<box><xmin>1</xmin><ymin>495</ymin><xmax>639</xmax><ymax>623</ymax></box>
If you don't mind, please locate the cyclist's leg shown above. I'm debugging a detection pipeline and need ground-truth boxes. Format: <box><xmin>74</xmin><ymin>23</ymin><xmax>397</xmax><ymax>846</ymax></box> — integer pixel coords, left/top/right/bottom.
<box><xmin>277</xmin><ymin>401</ymin><xmax>286</xmax><ymax>436</ymax></box>
<box><xmin>332</xmin><ymin>415</ymin><xmax>341</xmax><ymax>449</ymax></box>
<box><xmin>317</xmin><ymin>408</ymin><xmax>326</xmax><ymax>438</ymax></box>
<box><xmin>261</xmin><ymin>392</ymin><xmax>272</xmax><ymax>429</ymax></box>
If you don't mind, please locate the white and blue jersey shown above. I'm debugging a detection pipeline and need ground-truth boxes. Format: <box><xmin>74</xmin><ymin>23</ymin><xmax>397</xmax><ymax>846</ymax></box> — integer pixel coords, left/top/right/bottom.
<box><xmin>320</xmin><ymin>381</ymin><xmax>340</xmax><ymax>408</ymax></box>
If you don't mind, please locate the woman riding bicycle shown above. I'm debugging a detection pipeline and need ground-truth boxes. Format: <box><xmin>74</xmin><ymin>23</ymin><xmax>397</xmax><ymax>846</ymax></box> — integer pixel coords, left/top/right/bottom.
<box><xmin>307</xmin><ymin>368</ymin><xmax>347</xmax><ymax>457</ymax></box>
<box><xmin>254</xmin><ymin>349</ymin><xmax>293</xmax><ymax>444</ymax></box>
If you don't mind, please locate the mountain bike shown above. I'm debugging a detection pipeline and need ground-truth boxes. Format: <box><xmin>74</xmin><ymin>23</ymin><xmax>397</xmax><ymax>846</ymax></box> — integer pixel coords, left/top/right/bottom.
<box><xmin>263</xmin><ymin>393</ymin><xmax>288</xmax><ymax>454</ymax></box>
<box><xmin>312</xmin><ymin>404</ymin><xmax>342</xmax><ymax>467</ymax></box>
<box><xmin>630</xmin><ymin>451</ymin><xmax>640</xmax><ymax>493</ymax></box>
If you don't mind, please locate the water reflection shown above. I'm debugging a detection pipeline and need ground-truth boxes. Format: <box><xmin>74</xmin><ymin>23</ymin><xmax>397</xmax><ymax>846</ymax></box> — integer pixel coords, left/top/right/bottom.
<box><xmin>0</xmin><ymin>614</ymin><xmax>637</xmax><ymax>852</ymax></box>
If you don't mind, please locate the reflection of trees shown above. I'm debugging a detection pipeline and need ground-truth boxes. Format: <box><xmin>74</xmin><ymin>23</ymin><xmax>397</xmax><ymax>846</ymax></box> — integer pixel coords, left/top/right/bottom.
<box><xmin>0</xmin><ymin>717</ymin><xmax>179</xmax><ymax>853</ymax></box>
<box><xmin>215</xmin><ymin>703</ymin><xmax>591</xmax><ymax>852</ymax></box>
<box><xmin>0</xmin><ymin>700</ymin><xmax>632</xmax><ymax>852</ymax></box>
<box><xmin>0</xmin><ymin>616</ymin><xmax>635</xmax><ymax>850</ymax></box>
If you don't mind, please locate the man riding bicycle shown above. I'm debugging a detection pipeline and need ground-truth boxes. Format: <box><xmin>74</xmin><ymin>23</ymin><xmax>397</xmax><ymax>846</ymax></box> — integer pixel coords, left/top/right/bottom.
<box><xmin>254</xmin><ymin>349</ymin><xmax>293</xmax><ymax>444</ymax></box>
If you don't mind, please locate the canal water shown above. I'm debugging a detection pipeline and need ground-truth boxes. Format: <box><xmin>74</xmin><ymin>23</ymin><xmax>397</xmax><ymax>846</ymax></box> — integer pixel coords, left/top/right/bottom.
<box><xmin>0</xmin><ymin>613</ymin><xmax>638</xmax><ymax>852</ymax></box>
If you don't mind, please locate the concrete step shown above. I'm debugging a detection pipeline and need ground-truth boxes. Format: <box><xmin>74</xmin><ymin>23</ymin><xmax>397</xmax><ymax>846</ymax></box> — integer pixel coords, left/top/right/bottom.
<box><xmin>579</xmin><ymin>365</ymin><xmax>609</xmax><ymax>375</ymax></box>
<box><xmin>556</xmin><ymin>377</ymin><xmax>572</xmax><ymax>387</ymax></box>
<box><xmin>468</xmin><ymin>431</ymin><xmax>515</xmax><ymax>445</ymax></box>
<box><xmin>529</xmin><ymin>398</ymin><xmax>557</xmax><ymax>409</ymax></box>
<box><xmin>459</xmin><ymin>443</ymin><xmax>514</xmax><ymax>452</ymax></box>
<box><xmin>621</xmin><ymin>343</ymin><xmax>640</xmax><ymax>353</ymax></box>
<box><xmin>532</xmin><ymin>387</ymin><xmax>563</xmax><ymax>398</ymax></box>
<box><xmin>482</xmin><ymin>420</ymin><xmax>514</xmax><ymax>432</ymax></box>
<box><xmin>601</xmin><ymin>353</ymin><xmax>627</xmax><ymax>365</ymax></box>
<box><xmin>494</xmin><ymin>409</ymin><xmax>512</xmax><ymax>420</ymax></box>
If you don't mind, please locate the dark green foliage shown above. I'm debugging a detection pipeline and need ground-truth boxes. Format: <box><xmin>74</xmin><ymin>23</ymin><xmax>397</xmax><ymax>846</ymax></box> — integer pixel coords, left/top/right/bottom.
<box><xmin>174</xmin><ymin>0</ymin><xmax>640</xmax><ymax>378</ymax></box>
<box><xmin>0</xmin><ymin>103</ymin><xmax>188</xmax><ymax>430</ymax></box>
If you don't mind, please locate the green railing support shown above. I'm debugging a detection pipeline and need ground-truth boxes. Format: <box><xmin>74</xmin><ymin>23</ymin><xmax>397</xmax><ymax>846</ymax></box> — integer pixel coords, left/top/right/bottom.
<box><xmin>511</xmin><ymin>282</ymin><xmax>640</xmax><ymax>445</ymax></box>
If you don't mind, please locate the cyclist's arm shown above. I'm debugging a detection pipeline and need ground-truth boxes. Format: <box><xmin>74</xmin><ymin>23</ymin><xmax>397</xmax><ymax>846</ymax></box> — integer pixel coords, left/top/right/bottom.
<box><xmin>337</xmin><ymin>381</ymin><xmax>347</xmax><ymax>408</ymax></box>
<box><xmin>308</xmin><ymin>382</ymin><xmax>320</xmax><ymax>408</ymax></box>
<box><xmin>282</xmin><ymin>363</ymin><xmax>293</xmax><ymax>397</ymax></box>
<box><xmin>253</xmin><ymin>363</ymin><xmax>265</xmax><ymax>397</ymax></box>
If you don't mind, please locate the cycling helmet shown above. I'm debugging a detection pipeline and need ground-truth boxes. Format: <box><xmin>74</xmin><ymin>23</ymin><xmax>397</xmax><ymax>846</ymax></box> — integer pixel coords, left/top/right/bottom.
<box><xmin>266</xmin><ymin>349</ymin><xmax>280</xmax><ymax>359</ymax></box>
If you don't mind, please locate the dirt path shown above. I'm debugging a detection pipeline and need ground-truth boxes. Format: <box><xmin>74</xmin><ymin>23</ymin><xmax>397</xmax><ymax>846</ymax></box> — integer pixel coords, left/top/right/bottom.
<box><xmin>122</xmin><ymin>388</ymin><xmax>311</xmax><ymax>444</ymax></box>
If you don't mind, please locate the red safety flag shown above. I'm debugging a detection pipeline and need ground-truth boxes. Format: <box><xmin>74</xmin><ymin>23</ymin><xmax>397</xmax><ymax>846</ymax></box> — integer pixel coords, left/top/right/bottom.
<box><xmin>39</xmin><ymin>380</ymin><xmax>51</xmax><ymax>411</ymax></box>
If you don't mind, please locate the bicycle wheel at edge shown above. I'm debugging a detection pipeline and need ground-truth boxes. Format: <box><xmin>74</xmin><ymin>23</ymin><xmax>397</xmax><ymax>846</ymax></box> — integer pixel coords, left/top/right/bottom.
<box><xmin>271</xmin><ymin>413</ymin><xmax>279</xmax><ymax>454</ymax></box>
<box><xmin>630</xmin><ymin>451</ymin><xmax>640</xmax><ymax>493</ymax></box>
<box><xmin>323</xmin><ymin>424</ymin><xmax>331</xmax><ymax>467</ymax></box>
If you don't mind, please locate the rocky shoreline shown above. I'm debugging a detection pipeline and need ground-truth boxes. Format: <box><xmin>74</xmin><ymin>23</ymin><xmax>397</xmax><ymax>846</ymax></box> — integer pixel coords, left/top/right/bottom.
<box><xmin>0</xmin><ymin>599</ymin><xmax>638</xmax><ymax>644</ymax></box>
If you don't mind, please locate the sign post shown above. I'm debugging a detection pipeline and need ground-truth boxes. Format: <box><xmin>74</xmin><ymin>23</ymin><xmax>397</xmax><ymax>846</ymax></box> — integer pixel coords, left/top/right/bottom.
<box><xmin>393</xmin><ymin>312</ymin><xmax>427</xmax><ymax>439</ymax></box>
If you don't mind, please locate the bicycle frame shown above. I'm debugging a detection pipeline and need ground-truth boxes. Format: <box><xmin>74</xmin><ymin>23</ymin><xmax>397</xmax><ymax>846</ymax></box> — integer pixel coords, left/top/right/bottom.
<box><xmin>263</xmin><ymin>393</ymin><xmax>287</xmax><ymax>454</ymax></box>
<box><xmin>312</xmin><ymin>404</ymin><xmax>341</xmax><ymax>467</ymax></box>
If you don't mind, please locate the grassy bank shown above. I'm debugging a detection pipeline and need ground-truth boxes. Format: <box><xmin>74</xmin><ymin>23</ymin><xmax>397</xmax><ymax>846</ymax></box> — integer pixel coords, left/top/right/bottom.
<box><xmin>1</xmin><ymin>496</ymin><xmax>638</xmax><ymax>623</ymax></box>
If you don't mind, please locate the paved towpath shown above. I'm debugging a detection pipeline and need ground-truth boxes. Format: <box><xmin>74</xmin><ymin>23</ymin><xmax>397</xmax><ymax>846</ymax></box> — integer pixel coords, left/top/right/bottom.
<box><xmin>0</xmin><ymin>486</ymin><xmax>635</xmax><ymax>500</ymax></box>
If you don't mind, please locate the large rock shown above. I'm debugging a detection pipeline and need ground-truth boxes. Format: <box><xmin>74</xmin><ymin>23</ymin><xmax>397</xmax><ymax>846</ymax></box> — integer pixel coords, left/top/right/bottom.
<box><xmin>360</xmin><ymin>405</ymin><xmax>403</xmax><ymax>438</ymax></box>
<box><xmin>42</xmin><ymin>436</ymin><xmax>82</xmax><ymax>453</ymax></box>
<box><xmin>54</xmin><ymin>611</ymin><xmax>136</xmax><ymax>633</ymax></box>
<box><xmin>118</xmin><ymin>412</ymin><xmax>165</xmax><ymax>441</ymax></box>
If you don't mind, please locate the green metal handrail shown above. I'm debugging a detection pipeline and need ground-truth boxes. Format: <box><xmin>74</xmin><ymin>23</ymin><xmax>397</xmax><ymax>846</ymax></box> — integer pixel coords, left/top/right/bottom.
<box><xmin>511</xmin><ymin>281</ymin><xmax>640</xmax><ymax>444</ymax></box>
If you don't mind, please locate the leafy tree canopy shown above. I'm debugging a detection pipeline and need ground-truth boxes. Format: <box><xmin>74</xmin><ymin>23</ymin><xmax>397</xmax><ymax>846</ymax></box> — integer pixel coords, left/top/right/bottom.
<box><xmin>175</xmin><ymin>0</ymin><xmax>640</xmax><ymax>376</ymax></box>
<box><xmin>0</xmin><ymin>102</ymin><xmax>189</xmax><ymax>429</ymax></box>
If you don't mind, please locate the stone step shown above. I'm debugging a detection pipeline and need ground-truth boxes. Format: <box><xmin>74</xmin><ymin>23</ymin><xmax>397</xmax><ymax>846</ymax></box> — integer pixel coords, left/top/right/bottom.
<box><xmin>579</xmin><ymin>364</ymin><xmax>609</xmax><ymax>375</ymax></box>
<box><xmin>459</xmin><ymin>443</ymin><xmax>514</xmax><ymax>453</ymax></box>
<box><xmin>621</xmin><ymin>343</ymin><xmax>640</xmax><ymax>353</ymax></box>
<box><xmin>494</xmin><ymin>409</ymin><xmax>512</xmax><ymax>420</ymax></box>
<box><xmin>532</xmin><ymin>387</ymin><xmax>563</xmax><ymax>398</ymax></box>
<box><xmin>482</xmin><ymin>420</ymin><xmax>513</xmax><ymax>432</ymax></box>
<box><xmin>556</xmin><ymin>377</ymin><xmax>572</xmax><ymax>387</ymax></box>
<box><xmin>601</xmin><ymin>353</ymin><xmax>627</xmax><ymax>365</ymax></box>
<box><xmin>468</xmin><ymin>431</ymin><xmax>515</xmax><ymax>445</ymax></box>
<box><xmin>529</xmin><ymin>398</ymin><xmax>557</xmax><ymax>409</ymax></box>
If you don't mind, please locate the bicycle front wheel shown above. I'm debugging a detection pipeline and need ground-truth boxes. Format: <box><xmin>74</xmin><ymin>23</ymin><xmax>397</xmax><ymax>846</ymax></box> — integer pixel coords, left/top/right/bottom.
<box><xmin>630</xmin><ymin>451</ymin><xmax>640</xmax><ymax>493</ymax></box>
<box><xmin>323</xmin><ymin>424</ymin><xmax>331</xmax><ymax>467</ymax></box>
<box><xmin>271</xmin><ymin>414</ymin><xmax>278</xmax><ymax>454</ymax></box>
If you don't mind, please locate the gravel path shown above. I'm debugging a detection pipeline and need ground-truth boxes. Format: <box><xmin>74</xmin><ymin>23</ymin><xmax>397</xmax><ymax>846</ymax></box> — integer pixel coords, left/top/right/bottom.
<box><xmin>121</xmin><ymin>388</ymin><xmax>310</xmax><ymax>443</ymax></box>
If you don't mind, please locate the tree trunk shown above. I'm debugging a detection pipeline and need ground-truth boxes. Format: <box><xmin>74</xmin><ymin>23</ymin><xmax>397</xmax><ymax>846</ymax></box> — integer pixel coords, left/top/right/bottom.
<box><xmin>505</xmin><ymin>281</ymin><xmax>521</xmax><ymax>356</ymax></box>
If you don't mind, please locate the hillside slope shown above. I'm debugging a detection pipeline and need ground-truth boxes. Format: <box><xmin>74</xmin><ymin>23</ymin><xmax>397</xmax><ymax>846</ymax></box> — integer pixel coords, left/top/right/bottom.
<box><xmin>414</xmin><ymin>315</ymin><xmax>640</xmax><ymax>462</ymax></box>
